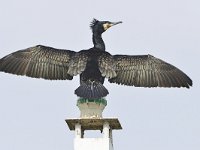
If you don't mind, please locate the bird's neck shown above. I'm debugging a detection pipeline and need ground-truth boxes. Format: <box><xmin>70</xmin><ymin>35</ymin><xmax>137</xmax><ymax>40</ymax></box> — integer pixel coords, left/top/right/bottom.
<box><xmin>92</xmin><ymin>33</ymin><xmax>105</xmax><ymax>51</ymax></box>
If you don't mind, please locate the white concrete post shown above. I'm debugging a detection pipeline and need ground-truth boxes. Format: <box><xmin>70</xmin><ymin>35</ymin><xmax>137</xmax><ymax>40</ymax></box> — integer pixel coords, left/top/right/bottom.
<box><xmin>103</xmin><ymin>122</ymin><xmax>110</xmax><ymax>138</ymax></box>
<box><xmin>66</xmin><ymin>99</ymin><xmax>122</xmax><ymax>150</ymax></box>
<box><xmin>75</xmin><ymin>123</ymin><xmax>81</xmax><ymax>138</ymax></box>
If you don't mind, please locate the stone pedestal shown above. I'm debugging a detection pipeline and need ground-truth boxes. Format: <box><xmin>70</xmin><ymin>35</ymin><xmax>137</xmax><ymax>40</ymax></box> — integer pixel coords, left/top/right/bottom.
<box><xmin>77</xmin><ymin>98</ymin><xmax>107</xmax><ymax>119</ymax></box>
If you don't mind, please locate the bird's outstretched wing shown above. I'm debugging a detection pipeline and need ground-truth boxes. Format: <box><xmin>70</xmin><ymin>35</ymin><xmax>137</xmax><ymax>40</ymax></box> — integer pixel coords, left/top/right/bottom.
<box><xmin>98</xmin><ymin>52</ymin><xmax>117</xmax><ymax>79</ymax></box>
<box><xmin>108</xmin><ymin>54</ymin><xmax>192</xmax><ymax>88</ymax></box>
<box><xmin>0</xmin><ymin>45</ymin><xmax>88</xmax><ymax>80</ymax></box>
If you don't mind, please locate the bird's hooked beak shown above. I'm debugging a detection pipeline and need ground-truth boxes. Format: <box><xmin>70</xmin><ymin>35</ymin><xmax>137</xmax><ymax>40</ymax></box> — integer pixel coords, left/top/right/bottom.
<box><xmin>103</xmin><ymin>21</ymin><xmax>122</xmax><ymax>31</ymax></box>
<box><xmin>110</xmin><ymin>21</ymin><xmax>123</xmax><ymax>26</ymax></box>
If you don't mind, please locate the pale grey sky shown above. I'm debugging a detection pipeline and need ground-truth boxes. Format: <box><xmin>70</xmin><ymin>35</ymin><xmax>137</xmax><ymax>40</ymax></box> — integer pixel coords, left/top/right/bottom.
<box><xmin>0</xmin><ymin>0</ymin><xmax>199</xmax><ymax>150</ymax></box>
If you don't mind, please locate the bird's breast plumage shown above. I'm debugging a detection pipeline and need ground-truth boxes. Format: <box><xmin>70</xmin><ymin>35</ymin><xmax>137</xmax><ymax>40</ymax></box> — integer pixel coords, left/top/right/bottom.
<box><xmin>79</xmin><ymin>48</ymin><xmax>110</xmax><ymax>84</ymax></box>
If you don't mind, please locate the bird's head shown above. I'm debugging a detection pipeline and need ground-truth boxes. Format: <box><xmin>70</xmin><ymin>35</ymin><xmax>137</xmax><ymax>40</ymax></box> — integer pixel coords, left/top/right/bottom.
<box><xmin>90</xmin><ymin>19</ymin><xmax>122</xmax><ymax>34</ymax></box>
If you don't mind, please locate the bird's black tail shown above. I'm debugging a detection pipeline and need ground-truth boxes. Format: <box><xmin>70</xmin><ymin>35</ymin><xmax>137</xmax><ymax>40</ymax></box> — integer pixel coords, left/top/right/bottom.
<box><xmin>75</xmin><ymin>81</ymin><xmax>109</xmax><ymax>99</ymax></box>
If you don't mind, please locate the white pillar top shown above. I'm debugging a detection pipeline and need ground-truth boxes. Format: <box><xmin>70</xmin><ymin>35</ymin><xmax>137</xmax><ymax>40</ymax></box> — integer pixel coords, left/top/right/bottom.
<box><xmin>77</xmin><ymin>98</ymin><xmax>107</xmax><ymax>119</ymax></box>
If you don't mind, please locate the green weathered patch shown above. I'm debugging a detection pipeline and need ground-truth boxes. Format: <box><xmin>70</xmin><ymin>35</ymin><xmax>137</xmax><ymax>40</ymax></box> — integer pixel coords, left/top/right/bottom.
<box><xmin>77</xmin><ymin>98</ymin><xmax>107</xmax><ymax>106</ymax></box>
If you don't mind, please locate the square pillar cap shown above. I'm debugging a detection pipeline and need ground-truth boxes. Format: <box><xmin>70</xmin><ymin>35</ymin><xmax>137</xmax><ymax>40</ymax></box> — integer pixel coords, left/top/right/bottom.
<box><xmin>66</xmin><ymin>118</ymin><xmax>122</xmax><ymax>130</ymax></box>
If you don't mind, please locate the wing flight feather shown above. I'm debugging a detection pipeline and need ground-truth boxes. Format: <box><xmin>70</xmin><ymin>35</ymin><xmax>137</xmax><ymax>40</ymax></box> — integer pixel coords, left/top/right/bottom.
<box><xmin>0</xmin><ymin>45</ymin><xmax>88</xmax><ymax>80</ymax></box>
<box><xmin>108</xmin><ymin>54</ymin><xmax>192</xmax><ymax>88</ymax></box>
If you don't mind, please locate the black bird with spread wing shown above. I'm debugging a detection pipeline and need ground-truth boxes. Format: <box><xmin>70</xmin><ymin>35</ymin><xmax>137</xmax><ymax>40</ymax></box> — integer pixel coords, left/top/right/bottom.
<box><xmin>0</xmin><ymin>19</ymin><xmax>192</xmax><ymax>99</ymax></box>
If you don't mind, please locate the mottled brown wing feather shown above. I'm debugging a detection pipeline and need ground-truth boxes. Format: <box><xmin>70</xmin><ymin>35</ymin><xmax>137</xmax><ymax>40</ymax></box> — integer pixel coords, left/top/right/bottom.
<box><xmin>98</xmin><ymin>52</ymin><xmax>117</xmax><ymax>79</ymax></box>
<box><xmin>0</xmin><ymin>45</ymin><xmax>86</xmax><ymax>80</ymax></box>
<box><xmin>109</xmin><ymin>54</ymin><xmax>192</xmax><ymax>88</ymax></box>
<box><xmin>67</xmin><ymin>51</ymin><xmax>89</xmax><ymax>76</ymax></box>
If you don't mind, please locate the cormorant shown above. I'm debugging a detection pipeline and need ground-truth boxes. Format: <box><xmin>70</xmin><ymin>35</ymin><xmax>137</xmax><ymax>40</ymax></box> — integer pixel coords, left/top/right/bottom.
<box><xmin>0</xmin><ymin>19</ymin><xmax>192</xmax><ymax>99</ymax></box>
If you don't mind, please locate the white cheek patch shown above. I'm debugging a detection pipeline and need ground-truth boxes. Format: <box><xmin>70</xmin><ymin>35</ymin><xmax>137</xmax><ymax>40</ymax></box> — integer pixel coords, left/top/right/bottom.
<box><xmin>103</xmin><ymin>23</ymin><xmax>112</xmax><ymax>30</ymax></box>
